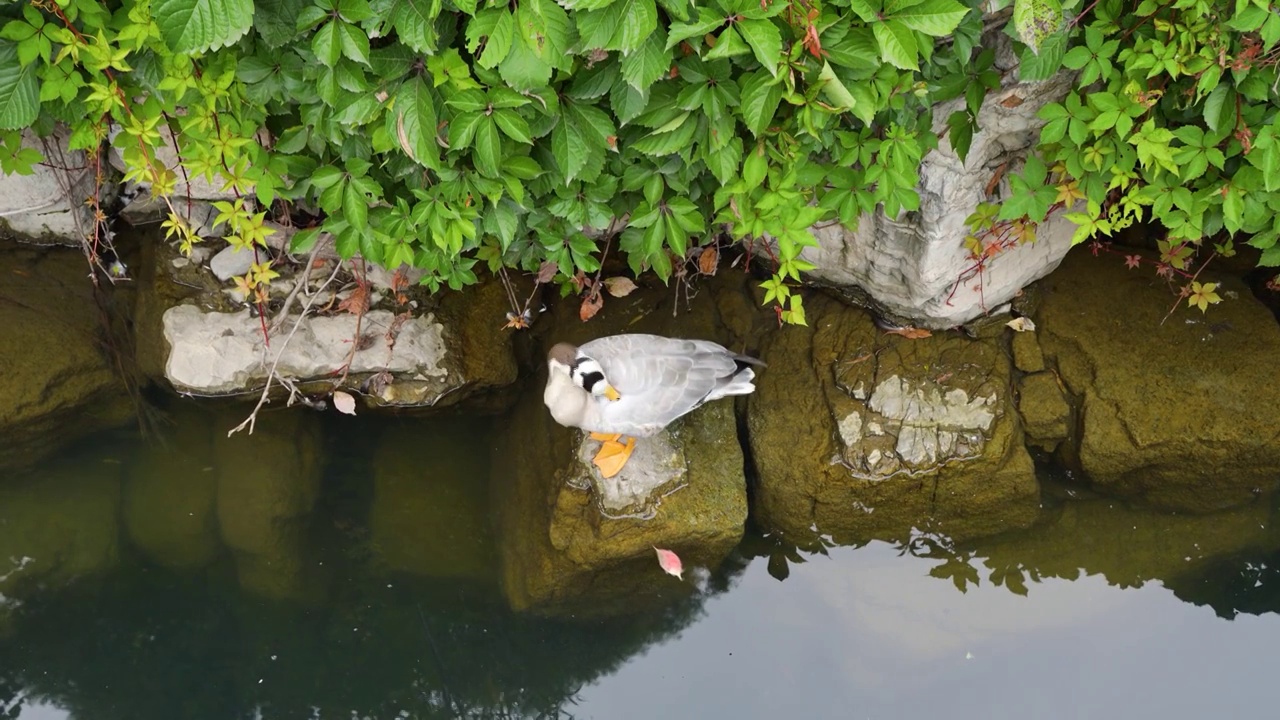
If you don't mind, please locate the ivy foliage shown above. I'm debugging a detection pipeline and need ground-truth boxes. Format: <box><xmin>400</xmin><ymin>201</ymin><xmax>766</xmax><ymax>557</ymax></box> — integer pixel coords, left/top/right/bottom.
<box><xmin>992</xmin><ymin>0</ymin><xmax>1280</xmax><ymax>279</ymax></box>
<box><xmin>1</xmin><ymin>0</ymin><xmax>1278</xmax><ymax>324</ymax></box>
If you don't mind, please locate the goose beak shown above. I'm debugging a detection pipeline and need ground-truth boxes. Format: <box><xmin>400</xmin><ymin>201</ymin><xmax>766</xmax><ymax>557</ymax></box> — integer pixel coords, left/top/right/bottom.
<box><xmin>603</xmin><ymin>384</ymin><xmax>621</xmax><ymax>401</ymax></box>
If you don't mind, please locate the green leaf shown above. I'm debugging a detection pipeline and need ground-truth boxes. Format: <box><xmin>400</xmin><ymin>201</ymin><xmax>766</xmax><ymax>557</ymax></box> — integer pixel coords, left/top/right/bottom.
<box><xmin>611</xmin><ymin>79</ymin><xmax>650</xmax><ymax>124</ymax></box>
<box><xmin>872</xmin><ymin>20</ymin><xmax>919</xmax><ymax>70</ymax></box>
<box><xmin>474</xmin><ymin>117</ymin><xmax>502</xmax><ymax>177</ymax></box>
<box><xmin>448</xmin><ymin>111</ymin><xmax>484</xmax><ymax>149</ymax></box>
<box><xmin>1017</xmin><ymin>30</ymin><xmax>1066</xmax><ymax>81</ymax></box>
<box><xmin>391</xmin><ymin>0</ymin><xmax>442</xmax><ymax>53</ymax></box>
<box><xmin>1203</xmin><ymin>84</ymin><xmax>1233</xmax><ymax>134</ymax></box>
<box><xmin>0</xmin><ymin>42</ymin><xmax>38</xmax><ymax>130</ymax></box>
<box><xmin>739</xmin><ymin>69</ymin><xmax>783</xmax><ymax>136</ymax></box>
<box><xmin>343</xmin><ymin>181</ymin><xmax>369</xmax><ymax>230</ymax></box>
<box><xmin>666</xmin><ymin>8</ymin><xmax>726</xmax><ymax>49</ymax></box>
<box><xmin>500</xmin><ymin>28</ymin><xmax>554</xmax><ymax>90</ymax></box>
<box><xmin>493</xmin><ymin>108</ymin><xmax>533</xmax><ymax>144</ymax></box>
<box><xmin>254</xmin><ymin>0</ymin><xmax>307</xmax><ymax>47</ymax></box>
<box><xmin>338</xmin><ymin>21</ymin><xmax>371</xmax><ymax>65</ymax></box>
<box><xmin>153</xmin><ymin>0</ymin><xmax>254</xmax><ymax>53</ymax></box>
<box><xmin>706</xmin><ymin>26</ymin><xmax>751</xmax><ymax>60</ymax></box>
<box><xmin>611</xmin><ymin>0</ymin><xmax>659</xmax><ymax>54</ymax></box>
<box><xmin>313</xmin><ymin>21</ymin><xmax>343</xmax><ymax>67</ymax></box>
<box><xmin>479</xmin><ymin>10</ymin><xmax>514</xmax><ymax>69</ymax></box>
<box><xmin>622</xmin><ymin>30</ymin><xmax>669</xmax><ymax>91</ymax></box>
<box><xmin>893</xmin><ymin>0</ymin><xmax>971</xmax><ymax>36</ymax></box>
<box><xmin>736</xmin><ymin>18</ymin><xmax>782</xmax><ymax>75</ymax></box>
<box><xmin>552</xmin><ymin>114</ymin><xmax>591</xmax><ymax>183</ymax></box>
<box><xmin>1011</xmin><ymin>0</ymin><xmax>1062</xmax><ymax>54</ymax></box>
<box><xmin>394</xmin><ymin>77</ymin><xmax>441</xmax><ymax>168</ymax></box>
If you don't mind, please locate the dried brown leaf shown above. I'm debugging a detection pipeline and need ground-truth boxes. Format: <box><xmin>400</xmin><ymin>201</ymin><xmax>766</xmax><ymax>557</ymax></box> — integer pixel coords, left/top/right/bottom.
<box><xmin>337</xmin><ymin>283</ymin><xmax>370</xmax><ymax>317</ymax></box>
<box><xmin>580</xmin><ymin>290</ymin><xmax>604</xmax><ymax>322</ymax></box>
<box><xmin>603</xmin><ymin>276</ymin><xmax>638</xmax><ymax>297</ymax></box>
<box><xmin>536</xmin><ymin>260</ymin><xmax>558</xmax><ymax>283</ymax></box>
<box><xmin>698</xmin><ymin>246</ymin><xmax>719</xmax><ymax>276</ymax></box>
<box><xmin>883</xmin><ymin>326</ymin><xmax>932</xmax><ymax>339</ymax></box>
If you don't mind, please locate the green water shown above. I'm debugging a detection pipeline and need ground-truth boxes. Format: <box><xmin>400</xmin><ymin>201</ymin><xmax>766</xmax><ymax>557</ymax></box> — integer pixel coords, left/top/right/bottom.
<box><xmin>2</xmin><ymin>403</ymin><xmax>1279</xmax><ymax>720</ymax></box>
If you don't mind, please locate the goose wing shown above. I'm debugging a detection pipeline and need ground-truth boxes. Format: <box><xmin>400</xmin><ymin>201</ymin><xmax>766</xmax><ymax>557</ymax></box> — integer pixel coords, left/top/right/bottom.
<box><xmin>578</xmin><ymin>334</ymin><xmax>742</xmax><ymax>436</ymax></box>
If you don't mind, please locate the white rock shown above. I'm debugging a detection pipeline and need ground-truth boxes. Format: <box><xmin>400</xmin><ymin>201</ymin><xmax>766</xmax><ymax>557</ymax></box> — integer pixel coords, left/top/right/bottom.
<box><xmin>0</xmin><ymin>129</ymin><xmax>99</xmax><ymax>244</ymax></box>
<box><xmin>162</xmin><ymin>306</ymin><xmax>449</xmax><ymax>395</ymax></box>
<box><xmin>209</xmin><ymin>244</ymin><xmax>257</xmax><ymax>281</ymax></box>
<box><xmin>771</xmin><ymin>40</ymin><xmax>1079</xmax><ymax>328</ymax></box>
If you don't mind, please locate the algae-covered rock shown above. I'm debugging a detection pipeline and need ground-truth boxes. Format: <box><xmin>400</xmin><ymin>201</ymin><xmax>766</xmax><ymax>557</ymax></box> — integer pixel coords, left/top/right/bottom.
<box><xmin>748</xmin><ymin>293</ymin><xmax>1039</xmax><ymax>545</ymax></box>
<box><xmin>369</xmin><ymin>420</ymin><xmax>497</xmax><ymax>581</ymax></box>
<box><xmin>492</xmin><ymin>275</ymin><xmax>757</xmax><ymax>615</ymax></box>
<box><xmin>0</xmin><ymin>246</ymin><xmax>132</xmax><ymax>472</ymax></box>
<box><xmin>0</xmin><ymin>454</ymin><xmax>122</xmax><ymax>607</ymax></box>
<box><xmin>1011</xmin><ymin>330</ymin><xmax>1046</xmax><ymax>373</ymax></box>
<box><xmin>123</xmin><ymin>404</ymin><xmax>221</xmax><ymax>570</ymax></box>
<box><xmin>1018</xmin><ymin>371</ymin><xmax>1070</xmax><ymax>452</ymax></box>
<box><xmin>214</xmin><ymin>408</ymin><xmax>324</xmax><ymax>600</ymax></box>
<box><xmin>1037</xmin><ymin>248</ymin><xmax>1280</xmax><ymax>511</ymax></box>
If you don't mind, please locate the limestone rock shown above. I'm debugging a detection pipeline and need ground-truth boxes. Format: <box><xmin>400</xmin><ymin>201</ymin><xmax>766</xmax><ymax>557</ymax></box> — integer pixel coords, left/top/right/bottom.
<box><xmin>1037</xmin><ymin>248</ymin><xmax>1280</xmax><ymax>512</ymax></box>
<box><xmin>748</xmin><ymin>293</ymin><xmax>1039</xmax><ymax>545</ymax></box>
<box><xmin>0</xmin><ymin>129</ymin><xmax>99</xmax><ymax>245</ymax></box>
<box><xmin>137</xmin><ymin>232</ymin><xmax>519</xmax><ymax>409</ymax></box>
<box><xmin>771</xmin><ymin>34</ymin><xmax>1078</xmax><ymax>329</ymax></box>
<box><xmin>209</xmin><ymin>243</ymin><xmax>257</xmax><ymax>281</ymax></box>
<box><xmin>1018</xmin><ymin>371</ymin><xmax>1070</xmax><ymax>452</ymax></box>
<box><xmin>492</xmin><ymin>276</ymin><xmax>757</xmax><ymax>615</ymax></box>
<box><xmin>0</xmin><ymin>246</ymin><xmax>133</xmax><ymax>472</ymax></box>
<box><xmin>123</xmin><ymin>406</ymin><xmax>221</xmax><ymax>570</ymax></box>
<box><xmin>369</xmin><ymin>421</ymin><xmax>497</xmax><ymax>581</ymax></box>
<box><xmin>214</xmin><ymin>408</ymin><xmax>324</xmax><ymax>599</ymax></box>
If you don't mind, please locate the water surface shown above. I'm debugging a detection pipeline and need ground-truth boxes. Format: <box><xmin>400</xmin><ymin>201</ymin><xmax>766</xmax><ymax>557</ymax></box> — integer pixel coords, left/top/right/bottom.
<box><xmin>2</xmin><ymin>405</ymin><xmax>1277</xmax><ymax>720</ymax></box>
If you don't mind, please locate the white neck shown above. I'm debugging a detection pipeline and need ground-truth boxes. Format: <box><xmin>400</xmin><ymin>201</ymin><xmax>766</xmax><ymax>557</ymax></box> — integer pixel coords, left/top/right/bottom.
<box><xmin>544</xmin><ymin>370</ymin><xmax>593</xmax><ymax>429</ymax></box>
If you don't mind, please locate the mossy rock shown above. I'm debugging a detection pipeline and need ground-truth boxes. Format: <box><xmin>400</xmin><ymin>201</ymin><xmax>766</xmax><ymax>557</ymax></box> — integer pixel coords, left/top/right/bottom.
<box><xmin>214</xmin><ymin>407</ymin><xmax>325</xmax><ymax>600</ymax></box>
<box><xmin>1018</xmin><ymin>371</ymin><xmax>1070</xmax><ymax>452</ymax></box>
<box><xmin>369</xmin><ymin>421</ymin><xmax>498</xmax><ymax>581</ymax></box>
<box><xmin>0</xmin><ymin>245</ymin><xmax>133</xmax><ymax>472</ymax></box>
<box><xmin>122</xmin><ymin>403</ymin><xmax>222</xmax><ymax>570</ymax></box>
<box><xmin>492</xmin><ymin>275</ymin><xmax>756</xmax><ymax>616</ymax></box>
<box><xmin>748</xmin><ymin>293</ymin><xmax>1040</xmax><ymax>545</ymax></box>
<box><xmin>1037</xmin><ymin>248</ymin><xmax>1280</xmax><ymax>512</ymax></box>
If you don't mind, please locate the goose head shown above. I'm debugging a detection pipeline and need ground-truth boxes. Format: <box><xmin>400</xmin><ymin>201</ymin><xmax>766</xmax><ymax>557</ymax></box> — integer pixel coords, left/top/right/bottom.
<box><xmin>547</xmin><ymin>342</ymin><xmax>621</xmax><ymax>401</ymax></box>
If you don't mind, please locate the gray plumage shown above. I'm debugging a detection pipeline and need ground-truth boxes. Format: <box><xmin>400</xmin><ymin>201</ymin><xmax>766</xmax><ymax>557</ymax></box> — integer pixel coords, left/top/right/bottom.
<box><xmin>543</xmin><ymin>333</ymin><xmax>763</xmax><ymax>437</ymax></box>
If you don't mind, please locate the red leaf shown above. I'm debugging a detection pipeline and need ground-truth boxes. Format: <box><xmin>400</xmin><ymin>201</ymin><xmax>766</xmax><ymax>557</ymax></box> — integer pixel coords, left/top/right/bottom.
<box><xmin>1124</xmin><ymin>254</ymin><xmax>1141</xmax><ymax>270</ymax></box>
<box><xmin>653</xmin><ymin>547</ymin><xmax>684</xmax><ymax>580</ymax></box>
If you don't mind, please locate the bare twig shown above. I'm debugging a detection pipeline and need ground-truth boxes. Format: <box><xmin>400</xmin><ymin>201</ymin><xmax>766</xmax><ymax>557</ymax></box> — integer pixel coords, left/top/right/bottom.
<box><xmin>227</xmin><ymin>257</ymin><xmax>346</xmax><ymax>437</ymax></box>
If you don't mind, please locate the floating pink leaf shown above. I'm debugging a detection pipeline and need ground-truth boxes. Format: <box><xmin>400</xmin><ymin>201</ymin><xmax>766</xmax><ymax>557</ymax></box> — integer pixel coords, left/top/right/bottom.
<box><xmin>653</xmin><ymin>547</ymin><xmax>683</xmax><ymax>580</ymax></box>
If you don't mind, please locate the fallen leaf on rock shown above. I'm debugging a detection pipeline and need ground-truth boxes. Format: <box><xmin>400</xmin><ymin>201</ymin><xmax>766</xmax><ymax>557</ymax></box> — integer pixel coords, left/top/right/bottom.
<box><xmin>580</xmin><ymin>290</ymin><xmax>603</xmax><ymax>321</ymax></box>
<box><xmin>333</xmin><ymin>391</ymin><xmax>357</xmax><ymax>416</ymax></box>
<box><xmin>603</xmin><ymin>276</ymin><xmax>638</xmax><ymax>297</ymax></box>
<box><xmin>884</xmin><ymin>326</ymin><xmax>932</xmax><ymax>339</ymax></box>
<box><xmin>1006</xmin><ymin>317</ymin><xmax>1036</xmax><ymax>332</ymax></box>
<box><xmin>653</xmin><ymin>547</ymin><xmax>684</xmax><ymax>580</ymax></box>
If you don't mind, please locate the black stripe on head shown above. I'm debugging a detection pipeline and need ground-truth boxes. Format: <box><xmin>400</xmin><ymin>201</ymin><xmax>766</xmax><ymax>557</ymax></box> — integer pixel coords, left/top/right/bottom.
<box><xmin>578</xmin><ymin>370</ymin><xmax>605</xmax><ymax>393</ymax></box>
